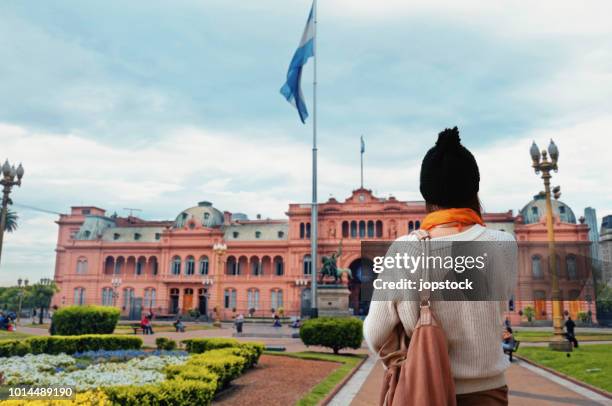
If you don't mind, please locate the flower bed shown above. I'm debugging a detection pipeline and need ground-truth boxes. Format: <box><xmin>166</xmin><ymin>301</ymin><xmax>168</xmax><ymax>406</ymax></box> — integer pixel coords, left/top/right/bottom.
<box><xmin>0</xmin><ymin>336</ymin><xmax>265</xmax><ymax>405</ymax></box>
<box><xmin>1</xmin><ymin>353</ymin><xmax>187</xmax><ymax>391</ymax></box>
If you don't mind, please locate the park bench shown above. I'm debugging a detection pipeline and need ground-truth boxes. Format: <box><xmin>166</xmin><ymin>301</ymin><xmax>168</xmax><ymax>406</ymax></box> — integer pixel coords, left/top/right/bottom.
<box><xmin>131</xmin><ymin>324</ymin><xmax>144</xmax><ymax>335</ymax></box>
<box><xmin>265</xmin><ymin>345</ymin><xmax>286</xmax><ymax>352</ymax></box>
<box><xmin>503</xmin><ymin>340</ymin><xmax>520</xmax><ymax>362</ymax></box>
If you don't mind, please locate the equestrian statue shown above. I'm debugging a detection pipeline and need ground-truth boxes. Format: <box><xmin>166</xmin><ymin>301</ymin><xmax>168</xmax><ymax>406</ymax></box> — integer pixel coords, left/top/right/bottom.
<box><xmin>319</xmin><ymin>241</ymin><xmax>352</xmax><ymax>284</ymax></box>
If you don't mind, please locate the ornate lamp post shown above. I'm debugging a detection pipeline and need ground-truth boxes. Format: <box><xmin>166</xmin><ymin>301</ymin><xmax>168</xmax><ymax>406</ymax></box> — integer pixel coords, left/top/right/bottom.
<box><xmin>111</xmin><ymin>277</ymin><xmax>122</xmax><ymax>307</ymax></box>
<box><xmin>16</xmin><ymin>277</ymin><xmax>29</xmax><ymax>325</ymax></box>
<box><xmin>530</xmin><ymin>140</ymin><xmax>571</xmax><ymax>351</ymax></box>
<box><xmin>212</xmin><ymin>243</ymin><xmax>227</xmax><ymax>327</ymax></box>
<box><xmin>0</xmin><ymin>160</ymin><xmax>24</xmax><ymax>266</ymax></box>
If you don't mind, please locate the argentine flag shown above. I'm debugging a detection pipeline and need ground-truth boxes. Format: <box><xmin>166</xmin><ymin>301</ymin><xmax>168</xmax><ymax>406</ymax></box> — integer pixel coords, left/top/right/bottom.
<box><xmin>280</xmin><ymin>3</ymin><xmax>315</xmax><ymax>124</ymax></box>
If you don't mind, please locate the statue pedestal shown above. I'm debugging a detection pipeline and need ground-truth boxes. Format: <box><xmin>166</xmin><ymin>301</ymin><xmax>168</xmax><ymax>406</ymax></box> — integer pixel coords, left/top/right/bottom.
<box><xmin>317</xmin><ymin>285</ymin><xmax>352</xmax><ymax>317</ymax></box>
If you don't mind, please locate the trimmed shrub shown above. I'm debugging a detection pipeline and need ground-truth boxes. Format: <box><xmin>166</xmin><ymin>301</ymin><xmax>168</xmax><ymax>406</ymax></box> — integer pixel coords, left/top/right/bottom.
<box><xmin>182</xmin><ymin>337</ymin><xmax>240</xmax><ymax>353</ymax></box>
<box><xmin>0</xmin><ymin>340</ymin><xmax>30</xmax><ymax>357</ymax></box>
<box><xmin>164</xmin><ymin>364</ymin><xmax>217</xmax><ymax>384</ymax></box>
<box><xmin>104</xmin><ymin>379</ymin><xmax>216</xmax><ymax>406</ymax></box>
<box><xmin>52</xmin><ymin>305</ymin><xmax>120</xmax><ymax>335</ymax></box>
<box><xmin>0</xmin><ymin>335</ymin><xmax>142</xmax><ymax>357</ymax></box>
<box><xmin>300</xmin><ymin>317</ymin><xmax>363</xmax><ymax>354</ymax></box>
<box><xmin>186</xmin><ymin>349</ymin><xmax>247</xmax><ymax>388</ymax></box>
<box><xmin>156</xmin><ymin>337</ymin><xmax>177</xmax><ymax>351</ymax></box>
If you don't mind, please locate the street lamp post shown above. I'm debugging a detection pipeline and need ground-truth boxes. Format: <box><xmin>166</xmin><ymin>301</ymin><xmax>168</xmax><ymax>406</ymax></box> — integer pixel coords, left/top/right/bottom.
<box><xmin>212</xmin><ymin>243</ymin><xmax>227</xmax><ymax>328</ymax></box>
<box><xmin>111</xmin><ymin>277</ymin><xmax>122</xmax><ymax>308</ymax></box>
<box><xmin>530</xmin><ymin>140</ymin><xmax>572</xmax><ymax>351</ymax></box>
<box><xmin>16</xmin><ymin>277</ymin><xmax>29</xmax><ymax>325</ymax></box>
<box><xmin>0</xmin><ymin>160</ymin><xmax>25</xmax><ymax>266</ymax></box>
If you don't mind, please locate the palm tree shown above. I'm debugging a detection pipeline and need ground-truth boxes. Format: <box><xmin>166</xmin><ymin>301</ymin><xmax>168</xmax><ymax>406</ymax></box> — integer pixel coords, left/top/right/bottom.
<box><xmin>4</xmin><ymin>209</ymin><xmax>18</xmax><ymax>232</ymax></box>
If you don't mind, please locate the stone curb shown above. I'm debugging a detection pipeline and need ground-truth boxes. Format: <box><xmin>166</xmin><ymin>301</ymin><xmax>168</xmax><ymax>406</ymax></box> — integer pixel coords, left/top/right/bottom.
<box><xmin>515</xmin><ymin>354</ymin><xmax>612</xmax><ymax>400</ymax></box>
<box><xmin>320</xmin><ymin>354</ymin><xmax>369</xmax><ymax>406</ymax></box>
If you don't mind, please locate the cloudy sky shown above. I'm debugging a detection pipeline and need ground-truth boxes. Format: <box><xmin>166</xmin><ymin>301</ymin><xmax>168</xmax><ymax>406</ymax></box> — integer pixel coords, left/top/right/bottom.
<box><xmin>1</xmin><ymin>1</ymin><xmax>611</xmax><ymax>285</ymax></box>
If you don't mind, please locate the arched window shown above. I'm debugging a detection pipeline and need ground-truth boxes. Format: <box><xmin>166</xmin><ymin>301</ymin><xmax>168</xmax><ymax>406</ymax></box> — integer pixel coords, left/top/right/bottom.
<box><xmin>274</xmin><ymin>256</ymin><xmax>284</xmax><ymax>276</ymax></box>
<box><xmin>247</xmin><ymin>288</ymin><xmax>260</xmax><ymax>310</ymax></box>
<box><xmin>76</xmin><ymin>257</ymin><xmax>88</xmax><ymax>274</ymax></box>
<box><xmin>306</xmin><ymin>223</ymin><xmax>311</xmax><ymax>239</ymax></box>
<box><xmin>408</xmin><ymin>221</ymin><xmax>414</xmax><ymax>232</ymax></box>
<box><xmin>300</xmin><ymin>223</ymin><xmax>305</xmax><ymax>239</ymax></box>
<box><xmin>144</xmin><ymin>288</ymin><xmax>156</xmax><ymax>308</ymax></box>
<box><xmin>123</xmin><ymin>287</ymin><xmax>134</xmax><ymax>309</ymax></box>
<box><xmin>150</xmin><ymin>257</ymin><xmax>159</xmax><ymax>275</ymax></box>
<box><xmin>101</xmin><ymin>287</ymin><xmax>113</xmax><ymax>306</ymax></box>
<box><xmin>224</xmin><ymin>288</ymin><xmax>237</xmax><ymax>309</ymax></box>
<box><xmin>303</xmin><ymin>254</ymin><xmax>312</xmax><ymax>275</ymax></box>
<box><xmin>226</xmin><ymin>256</ymin><xmax>238</xmax><ymax>275</ymax></box>
<box><xmin>136</xmin><ymin>257</ymin><xmax>146</xmax><ymax>275</ymax></box>
<box><xmin>114</xmin><ymin>257</ymin><xmax>124</xmax><ymax>275</ymax></box>
<box><xmin>73</xmin><ymin>287</ymin><xmax>86</xmax><ymax>305</ymax></box>
<box><xmin>566</xmin><ymin>255</ymin><xmax>577</xmax><ymax>280</ymax></box>
<box><xmin>367</xmin><ymin>221</ymin><xmax>374</xmax><ymax>238</ymax></box>
<box><xmin>199</xmin><ymin>256</ymin><xmax>209</xmax><ymax>275</ymax></box>
<box><xmin>251</xmin><ymin>257</ymin><xmax>262</xmax><ymax>276</ymax></box>
<box><xmin>350</xmin><ymin>221</ymin><xmax>357</xmax><ymax>238</ymax></box>
<box><xmin>359</xmin><ymin>221</ymin><xmax>366</xmax><ymax>238</ymax></box>
<box><xmin>375</xmin><ymin>220</ymin><xmax>383</xmax><ymax>237</ymax></box>
<box><xmin>415</xmin><ymin>220</ymin><xmax>421</xmax><ymax>230</ymax></box>
<box><xmin>171</xmin><ymin>256</ymin><xmax>181</xmax><ymax>275</ymax></box>
<box><xmin>271</xmin><ymin>289</ymin><xmax>283</xmax><ymax>310</ymax></box>
<box><xmin>532</xmin><ymin>255</ymin><xmax>543</xmax><ymax>279</ymax></box>
<box><xmin>186</xmin><ymin>256</ymin><xmax>195</xmax><ymax>275</ymax></box>
<box><xmin>342</xmin><ymin>221</ymin><xmax>349</xmax><ymax>238</ymax></box>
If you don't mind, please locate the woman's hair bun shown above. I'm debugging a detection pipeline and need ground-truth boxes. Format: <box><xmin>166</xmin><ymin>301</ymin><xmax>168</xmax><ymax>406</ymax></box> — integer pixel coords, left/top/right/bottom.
<box><xmin>435</xmin><ymin>126</ymin><xmax>461</xmax><ymax>151</ymax></box>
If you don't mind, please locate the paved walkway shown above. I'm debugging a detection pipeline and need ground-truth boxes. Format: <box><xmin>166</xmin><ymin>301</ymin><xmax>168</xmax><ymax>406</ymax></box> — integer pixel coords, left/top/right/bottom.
<box><xmin>345</xmin><ymin>359</ymin><xmax>610</xmax><ymax>406</ymax></box>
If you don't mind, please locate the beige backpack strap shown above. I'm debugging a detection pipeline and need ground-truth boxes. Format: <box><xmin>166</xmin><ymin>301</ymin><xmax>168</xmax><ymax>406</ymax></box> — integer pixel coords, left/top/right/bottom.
<box><xmin>410</xmin><ymin>229</ymin><xmax>432</xmax><ymax>307</ymax></box>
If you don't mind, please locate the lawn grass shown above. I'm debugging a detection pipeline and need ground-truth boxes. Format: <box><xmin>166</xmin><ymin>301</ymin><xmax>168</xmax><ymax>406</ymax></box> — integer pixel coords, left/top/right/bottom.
<box><xmin>0</xmin><ymin>330</ymin><xmax>32</xmax><ymax>340</ymax></box>
<box><xmin>265</xmin><ymin>351</ymin><xmax>366</xmax><ymax>406</ymax></box>
<box><xmin>514</xmin><ymin>331</ymin><xmax>612</xmax><ymax>342</ymax></box>
<box><xmin>518</xmin><ymin>344</ymin><xmax>612</xmax><ymax>393</ymax></box>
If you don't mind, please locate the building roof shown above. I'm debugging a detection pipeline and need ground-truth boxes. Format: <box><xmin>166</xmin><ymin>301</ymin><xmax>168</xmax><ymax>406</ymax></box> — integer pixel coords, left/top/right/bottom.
<box><xmin>174</xmin><ymin>201</ymin><xmax>224</xmax><ymax>229</ymax></box>
<box><xmin>519</xmin><ymin>192</ymin><xmax>576</xmax><ymax>224</ymax></box>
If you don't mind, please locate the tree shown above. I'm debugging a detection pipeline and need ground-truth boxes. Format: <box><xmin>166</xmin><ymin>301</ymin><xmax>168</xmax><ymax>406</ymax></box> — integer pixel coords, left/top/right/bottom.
<box><xmin>3</xmin><ymin>209</ymin><xmax>18</xmax><ymax>232</ymax></box>
<box><xmin>25</xmin><ymin>281</ymin><xmax>59</xmax><ymax>324</ymax></box>
<box><xmin>0</xmin><ymin>286</ymin><xmax>22</xmax><ymax>311</ymax></box>
<box><xmin>523</xmin><ymin>306</ymin><xmax>535</xmax><ymax>323</ymax></box>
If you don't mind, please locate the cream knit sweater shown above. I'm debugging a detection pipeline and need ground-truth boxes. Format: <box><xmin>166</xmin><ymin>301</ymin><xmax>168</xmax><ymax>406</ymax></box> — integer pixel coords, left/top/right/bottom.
<box><xmin>364</xmin><ymin>225</ymin><xmax>517</xmax><ymax>394</ymax></box>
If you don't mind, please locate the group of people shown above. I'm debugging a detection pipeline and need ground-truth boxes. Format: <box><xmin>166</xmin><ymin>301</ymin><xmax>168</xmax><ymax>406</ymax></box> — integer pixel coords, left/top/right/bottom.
<box><xmin>0</xmin><ymin>311</ymin><xmax>16</xmax><ymax>331</ymax></box>
<box><xmin>140</xmin><ymin>313</ymin><xmax>154</xmax><ymax>335</ymax></box>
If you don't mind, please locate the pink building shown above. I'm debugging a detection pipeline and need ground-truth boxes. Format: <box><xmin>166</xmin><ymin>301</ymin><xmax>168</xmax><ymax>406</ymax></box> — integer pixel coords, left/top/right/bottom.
<box><xmin>51</xmin><ymin>189</ymin><xmax>596</xmax><ymax>323</ymax></box>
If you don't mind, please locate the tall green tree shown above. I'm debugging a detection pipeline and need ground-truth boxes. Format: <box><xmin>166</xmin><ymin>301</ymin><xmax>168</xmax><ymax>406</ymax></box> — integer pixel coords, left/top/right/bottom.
<box><xmin>25</xmin><ymin>281</ymin><xmax>59</xmax><ymax>324</ymax></box>
<box><xmin>0</xmin><ymin>286</ymin><xmax>22</xmax><ymax>311</ymax></box>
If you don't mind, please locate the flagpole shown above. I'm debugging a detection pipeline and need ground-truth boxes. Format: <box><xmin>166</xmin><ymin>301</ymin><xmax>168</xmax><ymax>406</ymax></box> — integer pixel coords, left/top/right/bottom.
<box><xmin>310</xmin><ymin>0</ymin><xmax>319</xmax><ymax>318</ymax></box>
<box><xmin>360</xmin><ymin>136</ymin><xmax>364</xmax><ymax>188</ymax></box>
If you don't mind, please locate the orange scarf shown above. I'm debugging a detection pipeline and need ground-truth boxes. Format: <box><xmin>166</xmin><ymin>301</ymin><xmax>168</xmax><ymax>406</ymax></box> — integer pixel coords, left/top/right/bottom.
<box><xmin>420</xmin><ymin>208</ymin><xmax>484</xmax><ymax>231</ymax></box>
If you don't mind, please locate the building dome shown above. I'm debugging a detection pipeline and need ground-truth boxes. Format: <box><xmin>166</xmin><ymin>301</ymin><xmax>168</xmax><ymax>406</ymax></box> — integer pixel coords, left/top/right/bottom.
<box><xmin>174</xmin><ymin>201</ymin><xmax>224</xmax><ymax>228</ymax></box>
<box><xmin>520</xmin><ymin>192</ymin><xmax>576</xmax><ymax>224</ymax></box>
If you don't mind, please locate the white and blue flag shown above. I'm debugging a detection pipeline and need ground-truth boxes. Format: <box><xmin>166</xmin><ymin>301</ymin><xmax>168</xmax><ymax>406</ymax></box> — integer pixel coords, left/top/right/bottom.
<box><xmin>280</xmin><ymin>3</ymin><xmax>315</xmax><ymax>124</ymax></box>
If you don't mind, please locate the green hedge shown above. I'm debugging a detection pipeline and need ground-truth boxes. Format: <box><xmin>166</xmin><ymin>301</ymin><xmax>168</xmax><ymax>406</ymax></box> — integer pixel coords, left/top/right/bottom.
<box><xmin>0</xmin><ymin>340</ymin><xmax>30</xmax><ymax>357</ymax></box>
<box><xmin>104</xmin><ymin>379</ymin><xmax>217</xmax><ymax>406</ymax></box>
<box><xmin>300</xmin><ymin>317</ymin><xmax>363</xmax><ymax>354</ymax></box>
<box><xmin>186</xmin><ymin>349</ymin><xmax>247</xmax><ymax>388</ymax></box>
<box><xmin>182</xmin><ymin>337</ymin><xmax>240</xmax><ymax>353</ymax></box>
<box><xmin>52</xmin><ymin>305</ymin><xmax>120</xmax><ymax>335</ymax></box>
<box><xmin>156</xmin><ymin>337</ymin><xmax>177</xmax><ymax>351</ymax></box>
<box><xmin>0</xmin><ymin>335</ymin><xmax>142</xmax><ymax>357</ymax></box>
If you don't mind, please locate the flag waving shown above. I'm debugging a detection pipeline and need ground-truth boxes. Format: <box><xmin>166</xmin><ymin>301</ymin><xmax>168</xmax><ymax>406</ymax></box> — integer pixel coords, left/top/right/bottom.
<box><xmin>361</xmin><ymin>135</ymin><xmax>365</xmax><ymax>153</ymax></box>
<box><xmin>280</xmin><ymin>3</ymin><xmax>315</xmax><ymax>123</ymax></box>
